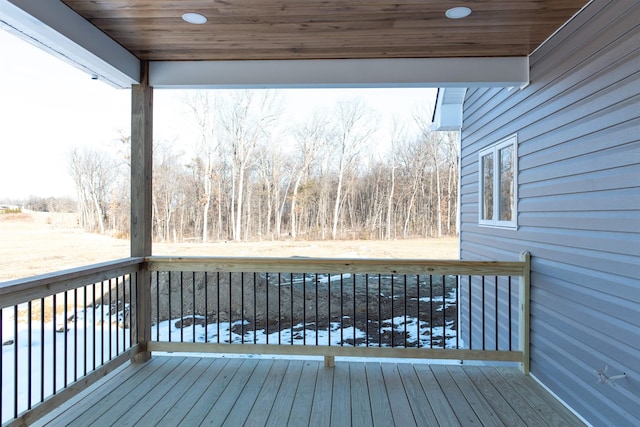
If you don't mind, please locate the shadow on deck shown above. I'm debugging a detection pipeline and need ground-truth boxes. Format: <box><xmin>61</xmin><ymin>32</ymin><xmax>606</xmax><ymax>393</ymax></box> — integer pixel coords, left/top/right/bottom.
<box><xmin>34</xmin><ymin>356</ymin><xmax>584</xmax><ymax>426</ymax></box>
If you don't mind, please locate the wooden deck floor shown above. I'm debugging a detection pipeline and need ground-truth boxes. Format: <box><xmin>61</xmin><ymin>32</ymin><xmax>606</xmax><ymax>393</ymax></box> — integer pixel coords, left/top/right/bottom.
<box><xmin>35</xmin><ymin>356</ymin><xmax>584</xmax><ymax>426</ymax></box>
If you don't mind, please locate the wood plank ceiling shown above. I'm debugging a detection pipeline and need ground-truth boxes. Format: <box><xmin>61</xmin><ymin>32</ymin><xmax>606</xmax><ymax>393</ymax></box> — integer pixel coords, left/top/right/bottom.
<box><xmin>60</xmin><ymin>0</ymin><xmax>589</xmax><ymax>62</ymax></box>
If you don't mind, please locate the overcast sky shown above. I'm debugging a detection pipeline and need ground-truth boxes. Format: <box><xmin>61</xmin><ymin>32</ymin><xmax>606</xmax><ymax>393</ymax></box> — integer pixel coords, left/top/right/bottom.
<box><xmin>0</xmin><ymin>29</ymin><xmax>436</xmax><ymax>200</ymax></box>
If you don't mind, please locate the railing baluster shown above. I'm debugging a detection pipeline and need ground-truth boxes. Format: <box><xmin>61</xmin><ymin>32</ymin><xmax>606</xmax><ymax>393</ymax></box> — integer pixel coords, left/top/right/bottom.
<box><xmin>228</xmin><ymin>272</ymin><xmax>232</xmax><ymax>344</ymax></box>
<box><xmin>481</xmin><ymin>276</ymin><xmax>485</xmax><ymax>351</ymax></box>
<box><xmin>100</xmin><ymin>282</ymin><xmax>104</xmax><ymax>365</ymax></box>
<box><xmin>193</xmin><ymin>272</ymin><xmax>196</xmax><ymax>343</ymax></box>
<box><xmin>352</xmin><ymin>273</ymin><xmax>356</xmax><ymax>347</ymax></box>
<box><xmin>253</xmin><ymin>272</ymin><xmax>257</xmax><ymax>344</ymax></box>
<box><xmin>377</xmin><ymin>274</ymin><xmax>381</xmax><ymax>348</ymax></box>
<box><xmin>241</xmin><ymin>273</ymin><xmax>245</xmax><ymax>344</ymax></box>
<box><xmin>93</xmin><ymin>283</ymin><xmax>97</xmax><ymax>371</ymax></box>
<box><xmin>122</xmin><ymin>276</ymin><xmax>126</xmax><ymax>352</ymax></box>
<box><xmin>28</xmin><ymin>301</ymin><xmax>32</xmax><ymax>409</ymax></box>
<box><xmin>155</xmin><ymin>272</ymin><xmax>160</xmax><ymax>341</ymax></box>
<box><xmin>278</xmin><ymin>273</ymin><xmax>282</xmax><ymax>345</ymax></box>
<box><xmin>53</xmin><ymin>293</ymin><xmax>57</xmax><ymax>394</ymax></box>
<box><xmin>14</xmin><ymin>305</ymin><xmax>18</xmax><ymax>418</ymax></box>
<box><xmin>265</xmin><ymin>273</ymin><xmax>269</xmax><ymax>345</ymax></box>
<box><xmin>84</xmin><ymin>284</ymin><xmax>87</xmax><ymax>377</ymax></box>
<box><xmin>168</xmin><ymin>273</ymin><xmax>172</xmax><ymax>343</ymax></box>
<box><xmin>41</xmin><ymin>297</ymin><xmax>45</xmax><ymax>402</ymax></box>
<box><xmin>64</xmin><ymin>290</ymin><xmax>68</xmax><ymax>386</ymax></box>
<box><xmin>340</xmin><ymin>273</ymin><xmax>344</xmax><ymax>346</ymax></box>
<box><xmin>429</xmin><ymin>275</ymin><xmax>433</xmax><ymax>349</ymax></box>
<box><xmin>468</xmin><ymin>275</ymin><xmax>472</xmax><ymax>350</ymax></box>
<box><xmin>495</xmin><ymin>276</ymin><xmax>499</xmax><ymax>351</ymax></box>
<box><xmin>217</xmin><ymin>272</ymin><xmax>220</xmax><ymax>343</ymax></box>
<box><xmin>115</xmin><ymin>279</ymin><xmax>119</xmax><ymax>356</ymax></box>
<box><xmin>416</xmin><ymin>275</ymin><xmax>420</xmax><ymax>349</ymax></box>
<box><xmin>390</xmin><ymin>274</ymin><xmax>394</xmax><ymax>348</ymax></box>
<box><xmin>327</xmin><ymin>273</ymin><xmax>331</xmax><ymax>346</ymax></box>
<box><xmin>442</xmin><ymin>275</ymin><xmax>446</xmax><ymax>349</ymax></box>
<box><xmin>508</xmin><ymin>276</ymin><xmax>512</xmax><ymax>351</ymax></box>
<box><xmin>403</xmin><ymin>275</ymin><xmax>407</xmax><ymax>348</ymax></box>
<box><xmin>290</xmin><ymin>273</ymin><xmax>294</xmax><ymax>345</ymax></box>
<box><xmin>180</xmin><ymin>272</ymin><xmax>184</xmax><ymax>343</ymax></box>
<box><xmin>365</xmin><ymin>274</ymin><xmax>369</xmax><ymax>347</ymax></box>
<box><xmin>315</xmin><ymin>273</ymin><xmax>318</xmax><ymax>346</ymax></box>
<box><xmin>108</xmin><ymin>280</ymin><xmax>112</xmax><ymax>359</ymax></box>
<box><xmin>205</xmin><ymin>272</ymin><xmax>209</xmax><ymax>343</ymax></box>
<box><xmin>455</xmin><ymin>276</ymin><xmax>459</xmax><ymax>350</ymax></box>
<box><xmin>303</xmin><ymin>273</ymin><xmax>307</xmax><ymax>346</ymax></box>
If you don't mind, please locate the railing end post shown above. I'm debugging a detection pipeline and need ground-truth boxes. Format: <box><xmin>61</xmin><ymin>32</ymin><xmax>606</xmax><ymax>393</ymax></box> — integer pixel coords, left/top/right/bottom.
<box><xmin>519</xmin><ymin>251</ymin><xmax>531</xmax><ymax>375</ymax></box>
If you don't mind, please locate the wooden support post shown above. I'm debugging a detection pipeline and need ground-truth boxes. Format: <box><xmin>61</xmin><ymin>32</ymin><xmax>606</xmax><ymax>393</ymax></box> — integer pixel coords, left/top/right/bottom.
<box><xmin>131</xmin><ymin>61</ymin><xmax>153</xmax><ymax>363</ymax></box>
<box><xmin>324</xmin><ymin>355</ymin><xmax>335</xmax><ymax>368</ymax></box>
<box><xmin>519</xmin><ymin>251</ymin><xmax>531</xmax><ymax>375</ymax></box>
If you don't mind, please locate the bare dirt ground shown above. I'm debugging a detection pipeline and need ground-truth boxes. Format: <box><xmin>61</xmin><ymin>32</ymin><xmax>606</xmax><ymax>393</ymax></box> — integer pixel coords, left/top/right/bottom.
<box><xmin>0</xmin><ymin>211</ymin><xmax>458</xmax><ymax>282</ymax></box>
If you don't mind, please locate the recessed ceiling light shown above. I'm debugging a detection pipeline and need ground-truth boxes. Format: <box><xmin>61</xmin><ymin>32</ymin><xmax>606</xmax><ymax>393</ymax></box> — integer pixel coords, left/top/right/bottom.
<box><xmin>445</xmin><ymin>7</ymin><xmax>472</xmax><ymax>19</ymax></box>
<box><xmin>182</xmin><ymin>12</ymin><xmax>207</xmax><ymax>25</ymax></box>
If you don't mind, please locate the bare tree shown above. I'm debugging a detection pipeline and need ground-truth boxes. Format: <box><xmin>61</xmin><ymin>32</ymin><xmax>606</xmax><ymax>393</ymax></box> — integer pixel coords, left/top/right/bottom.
<box><xmin>290</xmin><ymin>112</ymin><xmax>328</xmax><ymax>239</ymax></box>
<box><xmin>330</xmin><ymin>99</ymin><xmax>376</xmax><ymax>240</ymax></box>
<box><xmin>184</xmin><ymin>91</ymin><xmax>220</xmax><ymax>243</ymax></box>
<box><xmin>218</xmin><ymin>90</ymin><xmax>282</xmax><ymax>241</ymax></box>
<box><xmin>68</xmin><ymin>146</ymin><xmax>117</xmax><ymax>234</ymax></box>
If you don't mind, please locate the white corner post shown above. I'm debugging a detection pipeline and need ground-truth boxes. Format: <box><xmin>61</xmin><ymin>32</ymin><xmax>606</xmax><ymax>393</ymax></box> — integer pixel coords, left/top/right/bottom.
<box><xmin>131</xmin><ymin>61</ymin><xmax>153</xmax><ymax>362</ymax></box>
<box><xmin>519</xmin><ymin>251</ymin><xmax>531</xmax><ymax>374</ymax></box>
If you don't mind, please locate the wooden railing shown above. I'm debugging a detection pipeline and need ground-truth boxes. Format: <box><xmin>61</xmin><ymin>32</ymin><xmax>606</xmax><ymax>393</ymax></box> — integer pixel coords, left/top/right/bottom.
<box><xmin>0</xmin><ymin>258</ymin><xmax>144</xmax><ymax>426</ymax></box>
<box><xmin>146</xmin><ymin>254</ymin><xmax>530</xmax><ymax>369</ymax></box>
<box><xmin>0</xmin><ymin>253</ymin><xmax>530</xmax><ymax>426</ymax></box>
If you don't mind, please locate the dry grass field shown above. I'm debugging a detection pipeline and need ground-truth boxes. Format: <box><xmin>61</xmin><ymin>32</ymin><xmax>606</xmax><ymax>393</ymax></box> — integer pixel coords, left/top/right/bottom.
<box><xmin>0</xmin><ymin>211</ymin><xmax>458</xmax><ymax>282</ymax></box>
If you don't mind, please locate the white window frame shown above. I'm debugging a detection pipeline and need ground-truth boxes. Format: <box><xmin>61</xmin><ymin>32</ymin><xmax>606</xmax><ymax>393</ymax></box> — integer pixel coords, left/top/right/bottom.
<box><xmin>478</xmin><ymin>134</ymin><xmax>518</xmax><ymax>229</ymax></box>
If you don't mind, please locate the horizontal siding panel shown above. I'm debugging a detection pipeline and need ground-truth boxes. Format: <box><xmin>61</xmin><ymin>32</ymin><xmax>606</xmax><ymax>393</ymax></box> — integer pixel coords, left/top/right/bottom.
<box><xmin>464</xmin><ymin>13</ymin><xmax>639</xmax><ymax>146</ymax></box>
<box><xmin>520</xmin><ymin>164</ymin><xmax>640</xmax><ymax>197</ymax></box>
<box><xmin>531</xmin><ymin>303</ymin><xmax>639</xmax><ymax>370</ymax></box>
<box><xmin>530</xmin><ymin>1</ymin><xmax>639</xmax><ymax>77</ymax></box>
<box><xmin>530</xmin><ymin>292</ymin><xmax>638</xmax><ymax>360</ymax></box>
<box><xmin>532</xmin><ymin>271</ymin><xmax>640</xmax><ymax>325</ymax></box>
<box><xmin>530</xmin><ymin>325</ymin><xmax>638</xmax><ymax>427</ymax></box>
<box><xmin>533</xmin><ymin>257</ymin><xmax>640</xmax><ymax>303</ymax></box>
<box><xmin>461</xmin><ymin>231</ymin><xmax>639</xmax><ymax>279</ymax></box>
<box><xmin>520</xmin><ymin>140</ymin><xmax>640</xmax><ymax>184</ymax></box>
<box><xmin>518</xmin><ymin>188</ymin><xmax>640</xmax><ymax>212</ymax></box>
<box><xmin>516</xmin><ymin>77</ymin><xmax>640</xmax><ymax>147</ymax></box>
<box><xmin>519</xmin><ymin>109</ymin><xmax>639</xmax><ymax>162</ymax></box>
<box><xmin>519</xmin><ymin>211</ymin><xmax>640</xmax><ymax>233</ymax></box>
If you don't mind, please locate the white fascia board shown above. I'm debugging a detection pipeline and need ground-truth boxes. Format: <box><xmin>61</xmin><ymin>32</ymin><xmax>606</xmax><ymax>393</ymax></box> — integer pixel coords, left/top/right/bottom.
<box><xmin>150</xmin><ymin>57</ymin><xmax>529</xmax><ymax>89</ymax></box>
<box><xmin>0</xmin><ymin>0</ymin><xmax>139</xmax><ymax>88</ymax></box>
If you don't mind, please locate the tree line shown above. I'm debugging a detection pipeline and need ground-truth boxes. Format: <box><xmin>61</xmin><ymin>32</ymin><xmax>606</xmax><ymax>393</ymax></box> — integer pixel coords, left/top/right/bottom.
<box><xmin>68</xmin><ymin>90</ymin><xmax>459</xmax><ymax>242</ymax></box>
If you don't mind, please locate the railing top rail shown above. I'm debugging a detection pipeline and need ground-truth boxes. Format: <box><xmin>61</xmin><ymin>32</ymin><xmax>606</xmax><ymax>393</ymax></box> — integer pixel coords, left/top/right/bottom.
<box><xmin>0</xmin><ymin>257</ymin><xmax>144</xmax><ymax>309</ymax></box>
<box><xmin>146</xmin><ymin>256</ymin><xmax>526</xmax><ymax>277</ymax></box>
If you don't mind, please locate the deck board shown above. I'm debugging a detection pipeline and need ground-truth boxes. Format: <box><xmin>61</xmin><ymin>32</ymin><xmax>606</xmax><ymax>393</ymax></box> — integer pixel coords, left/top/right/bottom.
<box><xmin>264</xmin><ymin>360</ymin><xmax>304</xmax><ymax>427</ymax></box>
<box><xmin>381</xmin><ymin>363</ymin><xmax>417</xmax><ymax>427</ymax></box>
<box><xmin>349</xmin><ymin>362</ymin><xmax>374</xmax><ymax>427</ymax></box>
<box><xmin>34</xmin><ymin>356</ymin><xmax>587</xmax><ymax>427</ymax></box>
<box><xmin>287</xmin><ymin>360</ymin><xmax>319</xmax><ymax>426</ymax></box>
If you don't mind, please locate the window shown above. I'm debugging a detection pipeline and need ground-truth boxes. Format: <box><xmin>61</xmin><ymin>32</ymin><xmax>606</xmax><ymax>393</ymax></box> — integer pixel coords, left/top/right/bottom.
<box><xmin>479</xmin><ymin>135</ymin><xmax>517</xmax><ymax>228</ymax></box>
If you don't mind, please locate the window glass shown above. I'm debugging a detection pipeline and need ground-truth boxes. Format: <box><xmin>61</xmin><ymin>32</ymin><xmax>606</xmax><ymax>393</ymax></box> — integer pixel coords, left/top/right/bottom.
<box><xmin>499</xmin><ymin>145</ymin><xmax>514</xmax><ymax>221</ymax></box>
<box><xmin>482</xmin><ymin>153</ymin><xmax>494</xmax><ymax>220</ymax></box>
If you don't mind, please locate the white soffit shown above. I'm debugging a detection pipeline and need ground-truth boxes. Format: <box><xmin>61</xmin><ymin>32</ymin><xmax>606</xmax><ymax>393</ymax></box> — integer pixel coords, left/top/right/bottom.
<box><xmin>149</xmin><ymin>57</ymin><xmax>530</xmax><ymax>89</ymax></box>
<box><xmin>0</xmin><ymin>0</ymin><xmax>139</xmax><ymax>88</ymax></box>
<box><xmin>432</xmin><ymin>87</ymin><xmax>467</xmax><ymax>131</ymax></box>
